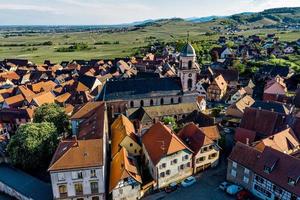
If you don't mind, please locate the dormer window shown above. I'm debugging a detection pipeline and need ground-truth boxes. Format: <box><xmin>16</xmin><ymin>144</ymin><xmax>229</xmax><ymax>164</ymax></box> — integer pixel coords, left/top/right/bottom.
<box><xmin>288</xmin><ymin>177</ymin><xmax>297</xmax><ymax>186</ymax></box>
<box><xmin>264</xmin><ymin>166</ymin><xmax>271</xmax><ymax>174</ymax></box>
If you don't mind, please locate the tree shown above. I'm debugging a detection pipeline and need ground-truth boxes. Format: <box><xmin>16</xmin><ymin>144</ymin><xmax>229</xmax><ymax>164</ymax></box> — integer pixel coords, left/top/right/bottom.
<box><xmin>7</xmin><ymin>122</ymin><xmax>58</xmax><ymax>171</ymax></box>
<box><xmin>33</xmin><ymin>103</ymin><xmax>70</xmax><ymax>135</ymax></box>
<box><xmin>163</xmin><ymin>116</ymin><xmax>178</xmax><ymax>130</ymax></box>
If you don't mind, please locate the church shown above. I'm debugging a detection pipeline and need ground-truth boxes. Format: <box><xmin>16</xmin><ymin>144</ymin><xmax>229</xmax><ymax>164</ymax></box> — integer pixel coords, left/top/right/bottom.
<box><xmin>97</xmin><ymin>42</ymin><xmax>201</xmax><ymax>115</ymax></box>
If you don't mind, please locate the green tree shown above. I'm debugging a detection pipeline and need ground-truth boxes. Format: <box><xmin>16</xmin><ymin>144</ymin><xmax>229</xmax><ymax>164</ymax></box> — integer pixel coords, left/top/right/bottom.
<box><xmin>163</xmin><ymin>116</ymin><xmax>178</xmax><ymax>130</ymax></box>
<box><xmin>7</xmin><ymin>122</ymin><xmax>58</xmax><ymax>171</ymax></box>
<box><xmin>33</xmin><ymin>103</ymin><xmax>70</xmax><ymax>135</ymax></box>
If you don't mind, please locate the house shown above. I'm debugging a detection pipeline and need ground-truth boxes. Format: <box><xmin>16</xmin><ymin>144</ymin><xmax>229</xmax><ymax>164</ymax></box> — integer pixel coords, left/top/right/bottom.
<box><xmin>30</xmin><ymin>91</ymin><xmax>56</xmax><ymax>107</ymax></box>
<box><xmin>178</xmin><ymin>110</ymin><xmax>215</xmax><ymax>127</ymax></box>
<box><xmin>0</xmin><ymin>163</ymin><xmax>53</xmax><ymax>200</ymax></box>
<box><xmin>210</xmin><ymin>46</ymin><xmax>233</xmax><ymax>60</ymax></box>
<box><xmin>227</xmin><ymin>142</ymin><xmax>261</xmax><ymax>190</ymax></box>
<box><xmin>128</xmin><ymin>102</ymin><xmax>200</xmax><ymax>131</ymax></box>
<box><xmin>254</xmin><ymin>128</ymin><xmax>300</xmax><ymax>154</ymax></box>
<box><xmin>49</xmin><ymin>102</ymin><xmax>108</xmax><ymax>200</ymax></box>
<box><xmin>2</xmin><ymin>94</ymin><xmax>24</xmax><ymax>109</ymax></box>
<box><xmin>226</xmin><ymin>87</ymin><xmax>247</xmax><ymax>105</ymax></box>
<box><xmin>226</xmin><ymin>95</ymin><xmax>255</xmax><ymax>118</ymax></box>
<box><xmin>111</xmin><ymin>115</ymin><xmax>141</xmax><ymax>158</ymax></box>
<box><xmin>142</xmin><ymin>122</ymin><xmax>193</xmax><ymax>189</ymax></box>
<box><xmin>251</xmin><ymin>101</ymin><xmax>293</xmax><ymax>115</ymax></box>
<box><xmin>263</xmin><ymin>76</ymin><xmax>287</xmax><ymax>101</ymax></box>
<box><xmin>195</xmin><ymin>81</ymin><xmax>208</xmax><ymax>97</ymax></box>
<box><xmin>109</xmin><ymin>148</ymin><xmax>142</xmax><ymax>200</ymax></box>
<box><xmin>178</xmin><ymin>123</ymin><xmax>220</xmax><ymax>173</ymax></box>
<box><xmin>197</xmin><ymin>96</ymin><xmax>206</xmax><ymax>111</ymax></box>
<box><xmin>48</xmin><ymin>139</ymin><xmax>106</xmax><ymax>200</ymax></box>
<box><xmin>211</xmin><ymin>68</ymin><xmax>239</xmax><ymax>89</ymax></box>
<box><xmin>207</xmin><ymin>75</ymin><xmax>227</xmax><ymax>101</ymax></box>
<box><xmin>283</xmin><ymin>46</ymin><xmax>295</xmax><ymax>54</ymax></box>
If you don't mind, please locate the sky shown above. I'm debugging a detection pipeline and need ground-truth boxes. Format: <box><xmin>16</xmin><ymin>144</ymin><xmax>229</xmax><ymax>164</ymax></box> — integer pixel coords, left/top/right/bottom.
<box><xmin>0</xmin><ymin>0</ymin><xmax>300</xmax><ymax>25</ymax></box>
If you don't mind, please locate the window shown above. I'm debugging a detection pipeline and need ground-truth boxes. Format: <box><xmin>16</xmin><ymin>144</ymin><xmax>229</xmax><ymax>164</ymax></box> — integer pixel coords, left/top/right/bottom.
<box><xmin>209</xmin><ymin>153</ymin><xmax>217</xmax><ymax>159</ymax></box>
<box><xmin>255</xmin><ymin>175</ymin><xmax>264</xmax><ymax>184</ymax></box>
<box><xmin>130</xmin><ymin>101</ymin><xmax>134</xmax><ymax>108</ymax></box>
<box><xmin>273</xmin><ymin>185</ymin><xmax>282</xmax><ymax>194</ymax></box>
<box><xmin>182</xmin><ymin>155</ymin><xmax>189</xmax><ymax>161</ymax></box>
<box><xmin>74</xmin><ymin>183</ymin><xmax>83</xmax><ymax>195</ymax></box>
<box><xmin>188</xmin><ymin>61</ymin><xmax>192</xmax><ymax>69</ymax></box>
<box><xmin>231</xmin><ymin>169</ymin><xmax>237</xmax><ymax>177</ymax></box>
<box><xmin>72</xmin><ymin>171</ymin><xmax>83</xmax><ymax>179</ymax></box>
<box><xmin>140</xmin><ymin>100</ymin><xmax>144</xmax><ymax>107</ymax></box>
<box><xmin>232</xmin><ymin>161</ymin><xmax>237</xmax><ymax>168</ymax></box>
<box><xmin>244</xmin><ymin>168</ymin><xmax>250</xmax><ymax>175</ymax></box>
<box><xmin>209</xmin><ymin>145</ymin><xmax>213</xmax><ymax>150</ymax></box>
<box><xmin>188</xmin><ymin>79</ymin><xmax>193</xmax><ymax>90</ymax></box>
<box><xmin>264</xmin><ymin>166</ymin><xmax>271</xmax><ymax>174</ymax></box>
<box><xmin>130</xmin><ymin>143</ymin><xmax>133</xmax><ymax>147</ymax></box>
<box><xmin>179</xmin><ymin>164</ymin><xmax>184</xmax><ymax>170</ymax></box>
<box><xmin>171</xmin><ymin>159</ymin><xmax>177</xmax><ymax>165</ymax></box>
<box><xmin>243</xmin><ymin>176</ymin><xmax>249</xmax><ymax>184</ymax></box>
<box><xmin>90</xmin><ymin>182</ymin><xmax>99</xmax><ymax>194</ymax></box>
<box><xmin>160</xmin><ymin>98</ymin><xmax>164</xmax><ymax>105</ymax></box>
<box><xmin>288</xmin><ymin>177</ymin><xmax>296</xmax><ymax>186</ymax></box>
<box><xmin>90</xmin><ymin>169</ymin><xmax>96</xmax><ymax>178</ymax></box>
<box><xmin>58</xmin><ymin>173</ymin><xmax>65</xmax><ymax>181</ymax></box>
<box><xmin>92</xmin><ymin>197</ymin><xmax>100</xmax><ymax>200</ymax></box>
<box><xmin>119</xmin><ymin>188</ymin><xmax>123</xmax><ymax>194</ymax></box>
<box><xmin>160</xmin><ymin>172</ymin><xmax>165</xmax><ymax>178</ymax></box>
<box><xmin>178</xmin><ymin>97</ymin><xmax>182</xmax><ymax>103</ymax></box>
<box><xmin>202</xmin><ymin>147</ymin><xmax>208</xmax><ymax>152</ymax></box>
<box><xmin>170</xmin><ymin>98</ymin><xmax>174</xmax><ymax>104</ymax></box>
<box><xmin>166</xmin><ymin>170</ymin><xmax>171</xmax><ymax>176</ymax></box>
<box><xmin>196</xmin><ymin>156</ymin><xmax>206</xmax><ymax>163</ymax></box>
<box><xmin>254</xmin><ymin>184</ymin><xmax>271</xmax><ymax>198</ymax></box>
<box><xmin>150</xmin><ymin>99</ymin><xmax>154</xmax><ymax>106</ymax></box>
<box><xmin>186</xmin><ymin>162</ymin><xmax>191</xmax><ymax>168</ymax></box>
<box><xmin>58</xmin><ymin>185</ymin><xmax>67</xmax><ymax>198</ymax></box>
<box><xmin>160</xmin><ymin>163</ymin><xmax>166</xmax><ymax>169</ymax></box>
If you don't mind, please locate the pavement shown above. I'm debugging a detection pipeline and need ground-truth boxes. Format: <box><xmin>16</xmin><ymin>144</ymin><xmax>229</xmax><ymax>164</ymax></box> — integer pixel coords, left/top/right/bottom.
<box><xmin>143</xmin><ymin>156</ymin><xmax>235</xmax><ymax>200</ymax></box>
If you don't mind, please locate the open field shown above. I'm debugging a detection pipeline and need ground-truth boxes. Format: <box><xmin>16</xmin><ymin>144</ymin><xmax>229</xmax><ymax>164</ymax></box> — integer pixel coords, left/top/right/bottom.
<box><xmin>0</xmin><ymin>20</ymin><xmax>299</xmax><ymax>64</ymax></box>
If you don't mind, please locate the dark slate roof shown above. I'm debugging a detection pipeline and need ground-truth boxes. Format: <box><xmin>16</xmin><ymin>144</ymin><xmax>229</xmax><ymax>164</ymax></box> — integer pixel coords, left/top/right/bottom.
<box><xmin>78</xmin><ymin>74</ymin><xmax>97</xmax><ymax>89</ymax></box>
<box><xmin>180</xmin><ymin>43</ymin><xmax>196</xmax><ymax>57</ymax></box>
<box><xmin>258</xmin><ymin>66</ymin><xmax>290</xmax><ymax>78</ymax></box>
<box><xmin>98</xmin><ymin>77</ymin><xmax>182</xmax><ymax>101</ymax></box>
<box><xmin>0</xmin><ymin>164</ymin><xmax>52</xmax><ymax>200</ymax></box>
<box><xmin>212</xmin><ymin>69</ymin><xmax>239</xmax><ymax>82</ymax></box>
<box><xmin>251</xmin><ymin>101</ymin><xmax>291</xmax><ymax>115</ymax></box>
<box><xmin>178</xmin><ymin>110</ymin><xmax>215</xmax><ymax>127</ymax></box>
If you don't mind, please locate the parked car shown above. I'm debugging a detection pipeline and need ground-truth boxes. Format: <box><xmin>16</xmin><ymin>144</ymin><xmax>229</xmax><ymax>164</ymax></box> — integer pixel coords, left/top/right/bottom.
<box><xmin>226</xmin><ymin>184</ymin><xmax>243</xmax><ymax>195</ymax></box>
<box><xmin>219</xmin><ymin>181</ymin><xmax>230</xmax><ymax>191</ymax></box>
<box><xmin>181</xmin><ymin>176</ymin><xmax>196</xmax><ymax>187</ymax></box>
<box><xmin>236</xmin><ymin>189</ymin><xmax>253</xmax><ymax>200</ymax></box>
<box><xmin>165</xmin><ymin>182</ymin><xmax>178</xmax><ymax>193</ymax></box>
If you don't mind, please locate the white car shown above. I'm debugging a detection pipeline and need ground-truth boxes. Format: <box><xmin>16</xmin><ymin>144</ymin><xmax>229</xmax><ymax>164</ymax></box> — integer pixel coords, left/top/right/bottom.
<box><xmin>226</xmin><ymin>184</ymin><xmax>243</xmax><ymax>195</ymax></box>
<box><xmin>181</xmin><ymin>176</ymin><xmax>196</xmax><ymax>187</ymax></box>
<box><xmin>219</xmin><ymin>181</ymin><xmax>230</xmax><ymax>191</ymax></box>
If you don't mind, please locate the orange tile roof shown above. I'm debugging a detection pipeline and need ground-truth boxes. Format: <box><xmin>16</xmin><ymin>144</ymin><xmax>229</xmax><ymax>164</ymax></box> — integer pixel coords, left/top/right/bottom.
<box><xmin>178</xmin><ymin>123</ymin><xmax>214</xmax><ymax>153</ymax></box>
<box><xmin>71</xmin><ymin>102</ymin><xmax>105</xmax><ymax>120</ymax></box>
<box><xmin>111</xmin><ymin>115</ymin><xmax>137</xmax><ymax>157</ymax></box>
<box><xmin>109</xmin><ymin>148</ymin><xmax>142</xmax><ymax>192</ymax></box>
<box><xmin>199</xmin><ymin>125</ymin><xmax>220</xmax><ymax>141</ymax></box>
<box><xmin>55</xmin><ymin>92</ymin><xmax>71</xmax><ymax>103</ymax></box>
<box><xmin>4</xmin><ymin>94</ymin><xmax>24</xmax><ymax>106</ymax></box>
<box><xmin>0</xmin><ymin>94</ymin><xmax>4</xmax><ymax>103</ymax></box>
<box><xmin>31</xmin><ymin>92</ymin><xmax>55</xmax><ymax>107</ymax></box>
<box><xmin>0</xmin><ymin>71</ymin><xmax>20</xmax><ymax>80</ymax></box>
<box><xmin>142</xmin><ymin>122</ymin><xmax>192</xmax><ymax>165</ymax></box>
<box><xmin>254</xmin><ymin>128</ymin><xmax>300</xmax><ymax>153</ymax></box>
<box><xmin>31</xmin><ymin>80</ymin><xmax>57</xmax><ymax>93</ymax></box>
<box><xmin>48</xmin><ymin>139</ymin><xmax>103</xmax><ymax>171</ymax></box>
<box><xmin>76</xmin><ymin>82</ymin><xmax>89</xmax><ymax>92</ymax></box>
<box><xmin>214</xmin><ymin>74</ymin><xmax>227</xmax><ymax>90</ymax></box>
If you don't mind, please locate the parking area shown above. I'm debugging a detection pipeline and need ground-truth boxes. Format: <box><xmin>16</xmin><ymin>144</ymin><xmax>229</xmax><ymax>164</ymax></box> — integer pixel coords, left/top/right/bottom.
<box><xmin>143</xmin><ymin>156</ymin><xmax>235</xmax><ymax>200</ymax></box>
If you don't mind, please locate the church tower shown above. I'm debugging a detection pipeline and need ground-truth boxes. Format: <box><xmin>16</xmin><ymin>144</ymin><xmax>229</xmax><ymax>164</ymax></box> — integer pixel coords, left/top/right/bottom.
<box><xmin>178</xmin><ymin>40</ymin><xmax>200</xmax><ymax>94</ymax></box>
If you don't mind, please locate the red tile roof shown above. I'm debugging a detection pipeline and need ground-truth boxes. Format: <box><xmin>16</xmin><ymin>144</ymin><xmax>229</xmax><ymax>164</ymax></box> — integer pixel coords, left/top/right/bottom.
<box><xmin>234</xmin><ymin>127</ymin><xmax>256</xmax><ymax>144</ymax></box>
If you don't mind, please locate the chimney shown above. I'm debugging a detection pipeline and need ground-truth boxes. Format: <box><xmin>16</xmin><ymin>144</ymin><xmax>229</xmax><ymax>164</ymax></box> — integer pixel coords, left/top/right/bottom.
<box><xmin>246</xmin><ymin>138</ymin><xmax>249</xmax><ymax>146</ymax></box>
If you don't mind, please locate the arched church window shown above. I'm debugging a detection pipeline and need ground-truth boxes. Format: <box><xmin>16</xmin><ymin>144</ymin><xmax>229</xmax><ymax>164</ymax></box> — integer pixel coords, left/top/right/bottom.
<box><xmin>188</xmin><ymin>79</ymin><xmax>193</xmax><ymax>91</ymax></box>
<box><xmin>171</xmin><ymin>98</ymin><xmax>174</xmax><ymax>104</ymax></box>
<box><xmin>178</xmin><ymin>97</ymin><xmax>182</xmax><ymax>103</ymax></box>
<box><xmin>150</xmin><ymin>99</ymin><xmax>154</xmax><ymax>106</ymax></box>
<box><xmin>140</xmin><ymin>100</ymin><xmax>144</xmax><ymax>107</ymax></box>
<box><xmin>130</xmin><ymin>101</ymin><xmax>134</xmax><ymax>108</ymax></box>
<box><xmin>160</xmin><ymin>98</ymin><xmax>164</xmax><ymax>105</ymax></box>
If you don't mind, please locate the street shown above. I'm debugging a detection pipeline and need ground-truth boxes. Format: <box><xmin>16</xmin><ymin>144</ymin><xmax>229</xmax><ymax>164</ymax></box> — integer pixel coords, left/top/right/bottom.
<box><xmin>143</xmin><ymin>156</ymin><xmax>235</xmax><ymax>200</ymax></box>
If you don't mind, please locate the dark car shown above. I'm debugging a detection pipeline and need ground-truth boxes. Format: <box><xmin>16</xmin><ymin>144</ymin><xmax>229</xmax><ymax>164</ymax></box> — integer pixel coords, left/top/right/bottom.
<box><xmin>164</xmin><ymin>182</ymin><xmax>178</xmax><ymax>193</ymax></box>
<box><xmin>236</xmin><ymin>189</ymin><xmax>253</xmax><ymax>200</ymax></box>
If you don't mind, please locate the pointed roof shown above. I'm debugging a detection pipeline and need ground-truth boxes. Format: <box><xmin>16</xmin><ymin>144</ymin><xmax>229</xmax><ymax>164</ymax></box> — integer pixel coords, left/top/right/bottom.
<box><xmin>111</xmin><ymin>115</ymin><xmax>138</xmax><ymax>157</ymax></box>
<box><xmin>142</xmin><ymin>122</ymin><xmax>192</xmax><ymax>165</ymax></box>
<box><xmin>180</xmin><ymin>43</ymin><xmax>196</xmax><ymax>57</ymax></box>
<box><xmin>178</xmin><ymin>123</ymin><xmax>214</xmax><ymax>154</ymax></box>
<box><xmin>214</xmin><ymin>74</ymin><xmax>227</xmax><ymax>90</ymax></box>
<box><xmin>31</xmin><ymin>92</ymin><xmax>55</xmax><ymax>107</ymax></box>
<box><xmin>109</xmin><ymin>148</ymin><xmax>142</xmax><ymax>192</ymax></box>
<box><xmin>254</xmin><ymin>128</ymin><xmax>300</xmax><ymax>153</ymax></box>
